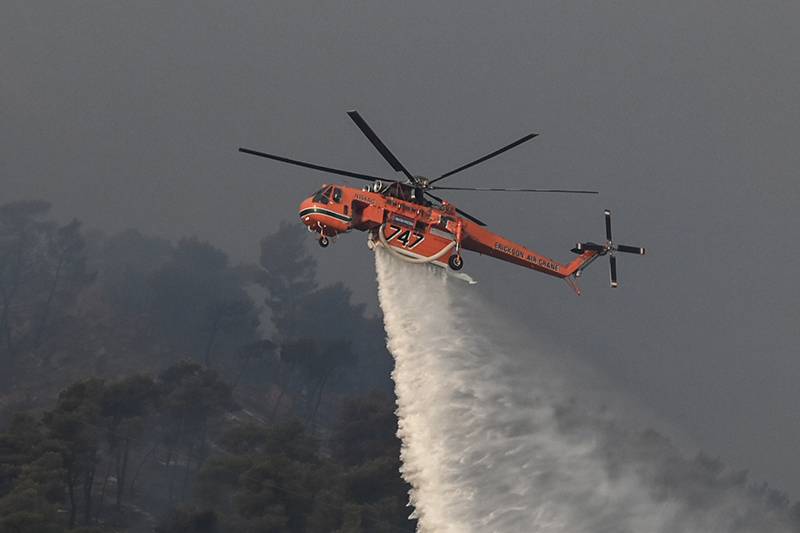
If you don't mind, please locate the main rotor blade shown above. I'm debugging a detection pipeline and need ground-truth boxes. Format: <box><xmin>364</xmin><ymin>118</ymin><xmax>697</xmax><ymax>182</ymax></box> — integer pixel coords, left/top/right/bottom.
<box><xmin>346</xmin><ymin>110</ymin><xmax>415</xmax><ymax>182</ymax></box>
<box><xmin>238</xmin><ymin>148</ymin><xmax>381</xmax><ymax>182</ymax></box>
<box><xmin>430</xmin><ymin>133</ymin><xmax>539</xmax><ymax>184</ymax></box>
<box><xmin>430</xmin><ymin>186</ymin><xmax>598</xmax><ymax>194</ymax></box>
<box><xmin>616</xmin><ymin>244</ymin><xmax>646</xmax><ymax>255</ymax></box>
<box><xmin>604</xmin><ymin>209</ymin><xmax>613</xmax><ymax>241</ymax></box>
<box><xmin>424</xmin><ymin>192</ymin><xmax>487</xmax><ymax>226</ymax></box>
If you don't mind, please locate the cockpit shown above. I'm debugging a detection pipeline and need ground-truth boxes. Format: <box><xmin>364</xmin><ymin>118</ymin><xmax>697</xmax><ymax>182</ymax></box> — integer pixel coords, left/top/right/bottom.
<box><xmin>311</xmin><ymin>185</ymin><xmax>343</xmax><ymax>205</ymax></box>
<box><xmin>299</xmin><ymin>184</ymin><xmax>350</xmax><ymax>238</ymax></box>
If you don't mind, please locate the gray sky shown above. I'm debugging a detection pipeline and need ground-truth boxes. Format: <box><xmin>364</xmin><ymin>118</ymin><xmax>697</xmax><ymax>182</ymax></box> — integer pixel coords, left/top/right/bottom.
<box><xmin>3</xmin><ymin>1</ymin><xmax>800</xmax><ymax>496</ymax></box>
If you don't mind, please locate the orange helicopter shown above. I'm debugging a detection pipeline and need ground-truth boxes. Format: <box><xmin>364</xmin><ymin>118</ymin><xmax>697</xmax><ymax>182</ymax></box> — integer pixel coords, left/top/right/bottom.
<box><xmin>239</xmin><ymin>110</ymin><xmax>645</xmax><ymax>294</ymax></box>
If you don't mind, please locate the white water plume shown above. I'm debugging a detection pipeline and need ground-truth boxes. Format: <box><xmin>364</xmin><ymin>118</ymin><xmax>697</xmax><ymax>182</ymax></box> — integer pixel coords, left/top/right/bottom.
<box><xmin>375</xmin><ymin>249</ymin><xmax>795</xmax><ymax>533</ymax></box>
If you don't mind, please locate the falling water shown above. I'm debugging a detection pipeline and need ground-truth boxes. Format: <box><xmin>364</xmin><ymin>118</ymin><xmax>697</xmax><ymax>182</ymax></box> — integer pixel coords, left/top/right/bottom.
<box><xmin>375</xmin><ymin>249</ymin><xmax>794</xmax><ymax>533</ymax></box>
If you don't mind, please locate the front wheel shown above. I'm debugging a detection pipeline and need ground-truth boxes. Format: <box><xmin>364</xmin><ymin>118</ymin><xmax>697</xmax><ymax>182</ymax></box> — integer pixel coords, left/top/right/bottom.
<box><xmin>448</xmin><ymin>254</ymin><xmax>463</xmax><ymax>270</ymax></box>
<box><xmin>318</xmin><ymin>236</ymin><xmax>330</xmax><ymax>248</ymax></box>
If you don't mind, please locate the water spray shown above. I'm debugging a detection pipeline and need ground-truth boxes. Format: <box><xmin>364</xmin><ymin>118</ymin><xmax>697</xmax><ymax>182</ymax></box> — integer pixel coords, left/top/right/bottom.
<box><xmin>375</xmin><ymin>249</ymin><xmax>793</xmax><ymax>533</ymax></box>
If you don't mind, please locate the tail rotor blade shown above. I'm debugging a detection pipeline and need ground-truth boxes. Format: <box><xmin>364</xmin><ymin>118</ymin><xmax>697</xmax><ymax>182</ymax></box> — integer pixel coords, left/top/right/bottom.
<box><xmin>579</xmin><ymin>209</ymin><xmax>644</xmax><ymax>289</ymax></box>
<box><xmin>575</xmin><ymin>242</ymin><xmax>605</xmax><ymax>252</ymax></box>
<box><xmin>616</xmin><ymin>244</ymin><xmax>646</xmax><ymax>255</ymax></box>
<box><xmin>609</xmin><ymin>255</ymin><xmax>618</xmax><ymax>288</ymax></box>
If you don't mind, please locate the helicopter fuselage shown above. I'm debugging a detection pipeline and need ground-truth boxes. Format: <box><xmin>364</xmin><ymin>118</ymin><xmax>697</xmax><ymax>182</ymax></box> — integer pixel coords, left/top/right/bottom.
<box><xmin>298</xmin><ymin>181</ymin><xmax>599</xmax><ymax>280</ymax></box>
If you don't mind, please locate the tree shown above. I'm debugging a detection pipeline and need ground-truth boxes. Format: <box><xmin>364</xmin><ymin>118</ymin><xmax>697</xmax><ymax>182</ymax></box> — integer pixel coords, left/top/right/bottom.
<box><xmin>331</xmin><ymin>393</ymin><xmax>415</xmax><ymax>532</ymax></box>
<box><xmin>0</xmin><ymin>413</ymin><xmax>43</xmax><ymax>497</ymax></box>
<box><xmin>155</xmin><ymin>507</ymin><xmax>218</xmax><ymax>533</ymax></box>
<box><xmin>0</xmin><ymin>201</ymin><xmax>52</xmax><ymax>364</ymax></box>
<box><xmin>258</xmin><ymin>225</ymin><xmax>375</xmax><ymax>420</ymax></box>
<box><xmin>43</xmin><ymin>378</ymin><xmax>105</xmax><ymax>527</ymax></box>
<box><xmin>0</xmin><ymin>477</ymin><xmax>62</xmax><ymax>533</ymax></box>
<box><xmin>298</xmin><ymin>340</ymin><xmax>357</xmax><ymax>428</ymax></box>
<box><xmin>192</xmin><ymin>398</ymin><xmax>417</xmax><ymax>533</ymax></box>
<box><xmin>157</xmin><ymin>362</ymin><xmax>236</xmax><ymax>503</ymax></box>
<box><xmin>0</xmin><ymin>201</ymin><xmax>93</xmax><ymax>383</ymax></box>
<box><xmin>331</xmin><ymin>392</ymin><xmax>400</xmax><ymax>467</ymax></box>
<box><xmin>94</xmin><ymin>228</ymin><xmax>172</xmax><ymax>319</ymax></box>
<box><xmin>32</xmin><ymin>218</ymin><xmax>95</xmax><ymax>349</ymax></box>
<box><xmin>100</xmin><ymin>374</ymin><xmax>157</xmax><ymax>511</ymax></box>
<box><xmin>231</xmin><ymin>339</ymin><xmax>277</xmax><ymax>391</ymax></box>
<box><xmin>194</xmin><ymin>420</ymin><xmax>331</xmax><ymax>533</ymax></box>
<box><xmin>257</xmin><ymin>222</ymin><xmax>317</xmax><ymax>341</ymax></box>
<box><xmin>0</xmin><ymin>414</ymin><xmax>65</xmax><ymax>533</ymax></box>
<box><xmin>268</xmin><ymin>340</ymin><xmax>313</xmax><ymax>421</ymax></box>
<box><xmin>149</xmin><ymin>239</ymin><xmax>259</xmax><ymax>368</ymax></box>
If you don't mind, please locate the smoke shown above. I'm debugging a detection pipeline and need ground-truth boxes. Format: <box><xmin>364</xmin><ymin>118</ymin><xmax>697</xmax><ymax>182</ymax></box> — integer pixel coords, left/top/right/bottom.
<box><xmin>375</xmin><ymin>249</ymin><xmax>796</xmax><ymax>533</ymax></box>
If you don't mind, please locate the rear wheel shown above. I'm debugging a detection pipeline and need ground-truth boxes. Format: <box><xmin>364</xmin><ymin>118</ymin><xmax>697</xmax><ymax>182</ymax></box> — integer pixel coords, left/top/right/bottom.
<box><xmin>448</xmin><ymin>254</ymin><xmax>463</xmax><ymax>270</ymax></box>
<box><xmin>319</xmin><ymin>236</ymin><xmax>330</xmax><ymax>248</ymax></box>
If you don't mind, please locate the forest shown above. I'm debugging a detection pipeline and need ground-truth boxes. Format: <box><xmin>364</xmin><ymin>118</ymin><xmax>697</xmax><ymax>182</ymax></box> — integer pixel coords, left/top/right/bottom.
<box><xmin>3</xmin><ymin>199</ymin><xmax>800</xmax><ymax>533</ymax></box>
<box><xmin>0</xmin><ymin>200</ymin><xmax>413</xmax><ymax>532</ymax></box>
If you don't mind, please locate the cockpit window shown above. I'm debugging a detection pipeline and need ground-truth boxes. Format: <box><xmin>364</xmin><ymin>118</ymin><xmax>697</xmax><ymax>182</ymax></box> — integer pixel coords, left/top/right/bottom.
<box><xmin>332</xmin><ymin>188</ymin><xmax>342</xmax><ymax>203</ymax></box>
<box><xmin>312</xmin><ymin>186</ymin><xmax>332</xmax><ymax>205</ymax></box>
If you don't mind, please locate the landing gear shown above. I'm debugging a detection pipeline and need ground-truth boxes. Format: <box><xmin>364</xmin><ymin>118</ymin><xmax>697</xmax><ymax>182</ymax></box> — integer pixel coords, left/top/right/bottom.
<box><xmin>448</xmin><ymin>254</ymin><xmax>463</xmax><ymax>271</ymax></box>
<box><xmin>318</xmin><ymin>236</ymin><xmax>330</xmax><ymax>248</ymax></box>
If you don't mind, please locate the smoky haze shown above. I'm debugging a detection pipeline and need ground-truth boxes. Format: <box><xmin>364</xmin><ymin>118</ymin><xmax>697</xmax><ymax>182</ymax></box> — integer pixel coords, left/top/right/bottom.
<box><xmin>3</xmin><ymin>0</ymin><xmax>800</xmax><ymax>499</ymax></box>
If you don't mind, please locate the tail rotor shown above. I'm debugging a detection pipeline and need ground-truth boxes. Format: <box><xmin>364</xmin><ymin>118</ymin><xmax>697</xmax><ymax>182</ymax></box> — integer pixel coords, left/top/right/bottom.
<box><xmin>603</xmin><ymin>209</ymin><xmax>645</xmax><ymax>287</ymax></box>
<box><xmin>573</xmin><ymin>209</ymin><xmax>646</xmax><ymax>288</ymax></box>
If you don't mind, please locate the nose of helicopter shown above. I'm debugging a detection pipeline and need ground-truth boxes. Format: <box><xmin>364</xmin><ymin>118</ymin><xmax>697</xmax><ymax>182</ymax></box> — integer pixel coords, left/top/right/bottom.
<box><xmin>298</xmin><ymin>197</ymin><xmax>315</xmax><ymax>228</ymax></box>
<box><xmin>298</xmin><ymin>197</ymin><xmax>350</xmax><ymax>236</ymax></box>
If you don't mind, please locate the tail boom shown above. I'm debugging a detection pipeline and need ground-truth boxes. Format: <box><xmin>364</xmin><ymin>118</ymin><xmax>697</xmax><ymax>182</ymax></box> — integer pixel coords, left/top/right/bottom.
<box><xmin>461</xmin><ymin>223</ymin><xmax>600</xmax><ymax>279</ymax></box>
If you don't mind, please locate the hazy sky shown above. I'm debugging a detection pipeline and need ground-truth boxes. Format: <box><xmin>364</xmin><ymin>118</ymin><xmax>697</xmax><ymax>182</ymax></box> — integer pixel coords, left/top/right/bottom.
<box><xmin>3</xmin><ymin>1</ymin><xmax>800</xmax><ymax>496</ymax></box>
